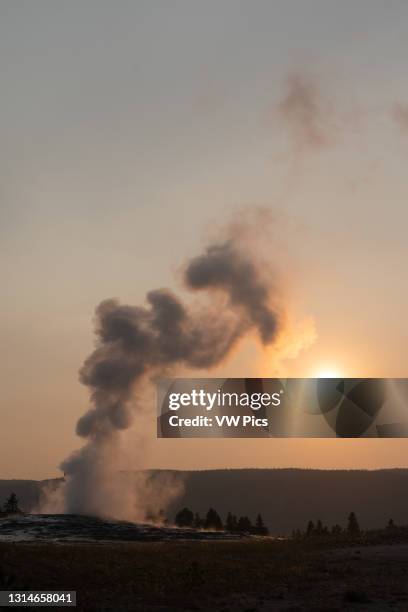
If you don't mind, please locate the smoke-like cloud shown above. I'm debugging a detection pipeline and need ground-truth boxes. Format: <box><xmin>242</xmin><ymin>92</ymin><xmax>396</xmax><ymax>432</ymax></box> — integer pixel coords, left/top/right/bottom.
<box><xmin>278</xmin><ymin>73</ymin><xmax>337</xmax><ymax>152</ymax></box>
<box><xmin>60</xmin><ymin>225</ymin><xmax>281</xmax><ymax>520</ymax></box>
<box><xmin>185</xmin><ymin>241</ymin><xmax>277</xmax><ymax>343</ymax></box>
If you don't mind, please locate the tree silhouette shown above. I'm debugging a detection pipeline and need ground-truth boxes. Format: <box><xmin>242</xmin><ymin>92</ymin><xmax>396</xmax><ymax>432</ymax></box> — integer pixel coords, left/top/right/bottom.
<box><xmin>174</xmin><ymin>506</ymin><xmax>269</xmax><ymax>535</ymax></box>
<box><xmin>306</xmin><ymin>520</ymin><xmax>315</xmax><ymax>536</ymax></box>
<box><xmin>225</xmin><ymin>512</ymin><xmax>237</xmax><ymax>532</ymax></box>
<box><xmin>205</xmin><ymin>508</ymin><xmax>223</xmax><ymax>530</ymax></box>
<box><xmin>237</xmin><ymin>516</ymin><xmax>252</xmax><ymax>533</ymax></box>
<box><xmin>347</xmin><ymin>512</ymin><xmax>360</xmax><ymax>535</ymax></box>
<box><xmin>316</xmin><ymin>519</ymin><xmax>324</xmax><ymax>535</ymax></box>
<box><xmin>193</xmin><ymin>513</ymin><xmax>203</xmax><ymax>529</ymax></box>
<box><xmin>4</xmin><ymin>493</ymin><xmax>20</xmax><ymax>514</ymax></box>
<box><xmin>174</xmin><ymin>507</ymin><xmax>194</xmax><ymax>527</ymax></box>
<box><xmin>255</xmin><ymin>513</ymin><xmax>269</xmax><ymax>535</ymax></box>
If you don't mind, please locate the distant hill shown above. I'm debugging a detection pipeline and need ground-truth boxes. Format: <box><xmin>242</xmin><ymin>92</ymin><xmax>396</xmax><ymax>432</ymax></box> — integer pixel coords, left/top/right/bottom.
<box><xmin>165</xmin><ymin>468</ymin><xmax>408</xmax><ymax>535</ymax></box>
<box><xmin>0</xmin><ymin>479</ymin><xmax>60</xmax><ymax>514</ymax></box>
<box><xmin>1</xmin><ymin>469</ymin><xmax>408</xmax><ymax>535</ymax></box>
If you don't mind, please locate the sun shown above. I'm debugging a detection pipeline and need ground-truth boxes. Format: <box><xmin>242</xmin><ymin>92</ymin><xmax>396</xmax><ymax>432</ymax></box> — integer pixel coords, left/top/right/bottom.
<box><xmin>315</xmin><ymin>366</ymin><xmax>342</xmax><ymax>378</ymax></box>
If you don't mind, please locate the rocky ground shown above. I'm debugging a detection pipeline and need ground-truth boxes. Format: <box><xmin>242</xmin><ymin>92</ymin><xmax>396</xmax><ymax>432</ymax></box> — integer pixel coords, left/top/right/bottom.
<box><xmin>0</xmin><ymin>513</ymin><xmax>244</xmax><ymax>543</ymax></box>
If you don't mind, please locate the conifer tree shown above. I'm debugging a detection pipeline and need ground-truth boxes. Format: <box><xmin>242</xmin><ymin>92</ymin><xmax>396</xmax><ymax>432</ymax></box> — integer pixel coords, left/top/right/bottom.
<box><xmin>205</xmin><ymin>508</ymin><xmax>223</xmax><ymax>530</ymax></box>
<box><xmin>4</xmin><ymin>493</ymin><xmax>19</xmax><ymax>514</ymax></box>
<box><xmin>237</xmin><ymin>515</ymin><xmax>252</xmax><ymax>533</ymax></box>
<box><xmin>347</xmin><ymin>512</ymin><xmax>360</xmax><ymax>535</ymax></box>
<box><xmin>225</xmin><ymin>512</ymin><xmax>235</xmax><ymax>532</ymax></box>
<box><xmin>174</xmin><ymin>507</ymin><xmax>194</xmax><ymax>527</ymax></box>
<box><xmin>255</xmin><ymin>513</ymin><xmax>269</xmax><ymax>535</ymax></box>
<box><xmin>193</xmin><ymin>512</ymin><xmax>203</xmax><ymax>529</ymax></box>
<box><xmin>306</xmin><ymin>520</ymin><xmax>315</xmax><ymax>536</ymax></box>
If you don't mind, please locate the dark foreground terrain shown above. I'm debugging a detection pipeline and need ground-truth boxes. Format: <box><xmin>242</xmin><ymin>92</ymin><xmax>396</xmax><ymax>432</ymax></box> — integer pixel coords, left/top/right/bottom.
<box><xmin>1</xmin><ymin>537</ymin><xmax>408</xmax><ymax>611</ymax></box>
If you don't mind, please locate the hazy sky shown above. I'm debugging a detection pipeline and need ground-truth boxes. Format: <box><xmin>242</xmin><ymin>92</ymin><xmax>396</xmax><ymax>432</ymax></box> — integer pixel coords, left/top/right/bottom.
<box><xmin>2</xmin><ymin>0</ymin><xmax>408</xmax><ymax>479</ymax></box>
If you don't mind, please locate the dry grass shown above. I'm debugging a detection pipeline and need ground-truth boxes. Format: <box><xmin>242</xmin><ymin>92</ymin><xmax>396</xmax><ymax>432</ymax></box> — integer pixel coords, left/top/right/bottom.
<box><xmin>1</xmin><ymin>538</ymin><xmax>408</xmax><ymax>610</ymax></box>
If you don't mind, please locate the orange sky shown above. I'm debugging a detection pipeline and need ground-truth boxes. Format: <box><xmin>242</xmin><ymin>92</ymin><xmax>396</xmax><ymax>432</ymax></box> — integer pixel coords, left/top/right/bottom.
<box><xmin>2</xmin><ymin>1</ymin><xmax>408</xmax><ymax>479</ymax></box>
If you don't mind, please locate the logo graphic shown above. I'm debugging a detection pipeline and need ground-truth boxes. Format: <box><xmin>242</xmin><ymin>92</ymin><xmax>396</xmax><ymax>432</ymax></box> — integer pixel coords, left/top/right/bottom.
<box><xmin>157</xmin><ymin>378</ymin><xmax>408</xmax><ymax>438</ymax></box>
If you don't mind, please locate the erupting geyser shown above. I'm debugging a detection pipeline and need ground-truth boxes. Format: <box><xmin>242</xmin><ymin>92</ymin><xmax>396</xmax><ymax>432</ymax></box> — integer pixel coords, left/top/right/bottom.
<box><xmin>61</xmin><ymin>233</ymin><xmax>282</xmax><ymax>519</ymax></box>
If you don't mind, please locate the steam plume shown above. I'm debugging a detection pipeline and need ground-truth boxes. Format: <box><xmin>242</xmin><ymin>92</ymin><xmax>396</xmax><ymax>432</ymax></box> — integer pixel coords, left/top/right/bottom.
<box><xmin>61</xmin><ymin>230</ymin><xmax>281</xmax><ymax>519</ymax></box>
<box><xmin>278</xmin><ymin>73</ymin><xmax>337</xmax><ymax>151</ymax></box>
<box><xmin>185</xmin><ymin>241</ymin><xmax>277</xmax><ymax>343</ymax></box>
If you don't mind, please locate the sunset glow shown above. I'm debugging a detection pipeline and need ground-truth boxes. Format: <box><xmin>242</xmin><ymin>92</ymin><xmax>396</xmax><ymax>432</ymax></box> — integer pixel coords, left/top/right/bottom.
<box><xmin>315</xmin><ymin>366</ymin><xmax>342</xmax><ymax>379</ymax></box>
<box><xmin>2</xmin><ymin>1</ymin><xmax>408</xmax><ymax>479</ymax></box>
